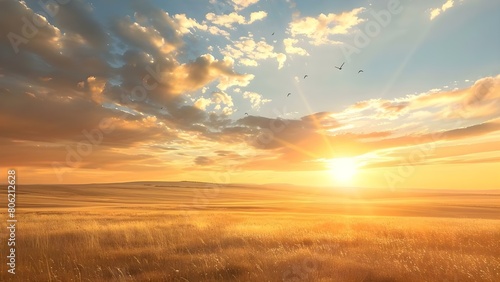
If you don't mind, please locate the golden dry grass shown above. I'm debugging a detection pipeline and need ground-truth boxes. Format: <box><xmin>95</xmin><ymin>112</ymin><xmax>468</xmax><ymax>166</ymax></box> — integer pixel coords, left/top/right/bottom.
<box><xmin>2</xmin><ymin>182</ymin><xmax>500</xmax><ymax>281</ymax></box>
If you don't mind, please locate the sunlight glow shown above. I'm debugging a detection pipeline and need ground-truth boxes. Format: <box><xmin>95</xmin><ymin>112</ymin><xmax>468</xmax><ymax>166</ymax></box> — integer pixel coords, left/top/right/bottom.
<box><xmin>328</xmin><ymin>158</ymin><xmax>358</xmax><ymax>183</ymax></box>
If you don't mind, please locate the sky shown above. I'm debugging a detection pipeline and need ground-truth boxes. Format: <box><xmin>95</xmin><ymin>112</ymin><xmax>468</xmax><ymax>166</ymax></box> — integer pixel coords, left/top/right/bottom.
<box><xmin>0</xmin><ymin>0</ymin><xmax>499</xmax><ymax>189</ymax></box>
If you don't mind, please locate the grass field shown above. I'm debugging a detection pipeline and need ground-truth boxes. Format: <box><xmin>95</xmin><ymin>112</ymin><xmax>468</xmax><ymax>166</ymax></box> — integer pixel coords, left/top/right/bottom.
<box><xmin>2</xmin><ymin>182</ymin><xmax>499</xmax><ymax>281</ymax></box>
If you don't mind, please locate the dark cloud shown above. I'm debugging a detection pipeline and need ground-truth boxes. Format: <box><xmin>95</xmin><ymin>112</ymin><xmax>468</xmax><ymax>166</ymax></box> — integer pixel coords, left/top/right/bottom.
<box><xmin>130</xmin><ymin>1</ymin><xmax>184</xmax><ymax>47</ymax></box>
<box><xmin>194</xmin><ymin>156</ymin><xmax>215</xmax><ymax>166</ymax></box>
<box><xmin>443</xmin><ymin>119</ymin><xmax>500</xmax><ymax>140</ymax></box>
<box><xmin>380</xmin><ymin>101</ymin><xmax>409</xmax><ymax>113</ymax></box>
<box><xmin>237</xmin><ymin>113</ymin><xmax>340</xmax><ymax>150</ymax></box>
<box><xmin>50</xmin><ymin>0</ymin><xmax>110</xmax><ymax>50</ymax></box>
<box><xmin>0</xmin><ymin>91</ymin><xmax>176</xmax><ymax>146</ymax></box>
<box><xmin>110</xmin><ymin>16</ymin><xmax>177</xmax><ymax>58</ymax></box>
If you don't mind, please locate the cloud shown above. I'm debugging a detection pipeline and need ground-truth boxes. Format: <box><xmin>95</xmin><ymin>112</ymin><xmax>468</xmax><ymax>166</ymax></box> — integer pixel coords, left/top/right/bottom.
<box><xmin>206</xmin><ymin>10</ymin><xmax>267</xmax><ymax>29</ymax></box>
<box><xmin>284</xmin><ymin>38</ymin><xmax>309</xmax><ymax>56</ymax></box>
<box><xmin>194</xmin><ymin>156</ymin><xmax>215</xmax><ymax>166</ymax></box>
<box><xmin>172</xmin><ymin>14</ymin><xmax>208</xmax><ymax>34</ymax></box>
<box><xmin>412</xmin><ymin>75</ymin><xmax>500</xmax><ymax>120</ymax></box>
<box><xmin>171</xmin><ymin>54</ymin><xmax>255</xmax><ymax>93</ymax></box>
<box><xmin>0</xmin><ymin>1</ymin><xmax>113</xmax><ymax>86</ymax></box>
<box><xmin>193</xmin><ymin>91</ymin><xmax>236</xmax><ymax>115</ymax></box>
<box><xmin>276</xmin><ymin>53</ymin><xmax>287</xmax><ymax>69</ymax></box>
<box><xmin>212</xmin><ymin>91</ymin><xmax>234</xmax><ymax>106</ymax></box>
<box><xmin>0</xmin><ymin>90</ymin><xmax>174</xmax><ymax>147</ymax></box>
<box><xmin>207</xmin><ymin>25</ymin><xmax>230</xmax><ymax>37</ymax></box>
<box><xmin>441</xmin><ymin>118</ymin><xmax>500</xmax><ymax>140</ymax></box>
<box><xmin>194</xmin><ymin>97</ymin><xmax>213</xmax><ymax>110</ymax></box>
<box><xmin>238</xmin><ymin>112</ymin><xmax>340</xmax><ymax>151</ymax></box>
<box><xmin>231</xmin><ymin>0</ymin><xmax>260</xmax><ymax>11</ymax></box>
<box><xmin>430</xmin><ymin>0</ymin><xmax>455</xmax><ymax>20</ymax></box>
<box><xmin>85</xmin><ymin>76</ymin><xmax>107</xmax><ymax>104</ymax></box>
<box><xmin>335</xmin><ymin>75</ymin><xmax>500</xmax><ymax>125</ymax></box>
<box><xmin>49</xmin><ymin>0</ymin><xmax>110</xmax><ymax>50</ymax></box>
<box><xmin>243</xmin><ymin>91</ymin><xmax>271</xmax><ymax>110</ymax></box>
<box><xmin>115</xmin><ymin>53</ymin><xmax>254</xmax><ymax>100</ymax></box>
<box><xmin>206</xmin><ymin>12</ymin><xmax>246</xmax><ymax>28</ymax></box>
<box><xmin>0</xmin><ymin>0</ymin><xmax>262</xmax><ymax>178</ymax></box>
<box><xmin>232</xmin><ymin>76</ymin><xmax>500</xmax><ymax>171</ymax></box>
<box><xmin>111</xmin><ymin>16</ymin><xmax>178</xmax><ymax>56</ymax></box>
<box><xmin>289</xmin><ymin>7</ymin><xmax>365</xmax><ymax>45</ymax></box>
<box><xmin>248</xmin><ymin>11</ymin><xmax>268</xmax><ymax>24</ymax></box>
<box><xmin>221</xmin><ymin>37</ymin><xmax>287</xmax><ymax>69</ymax></box>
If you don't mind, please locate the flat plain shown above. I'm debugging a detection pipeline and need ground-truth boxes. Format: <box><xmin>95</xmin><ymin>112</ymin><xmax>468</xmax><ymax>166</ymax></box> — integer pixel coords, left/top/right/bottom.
<box><xmin>2</xmin><ymin>182</ymin><xmax>500</xmax><ymax>281</ymax></box>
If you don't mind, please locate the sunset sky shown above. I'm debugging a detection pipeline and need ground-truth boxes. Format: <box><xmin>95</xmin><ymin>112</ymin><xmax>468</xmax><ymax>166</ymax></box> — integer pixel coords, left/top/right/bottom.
<box><xmin>1</xmin><ymin>0</ymin><xmax>499</xmax><ymax>189</ymax></box>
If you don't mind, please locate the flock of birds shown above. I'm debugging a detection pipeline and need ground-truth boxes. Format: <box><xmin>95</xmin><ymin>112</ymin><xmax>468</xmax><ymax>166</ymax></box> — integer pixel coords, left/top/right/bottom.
<box><xmin>243</xmin><ymin>60</ymin><xmax>362</xmax><ymax>116</ymax></box>
<box><xmin>299</xmin><ymin>62</ymin><xmax>363</xmax><ymax>88</ymax></box>
<box><xmin>159</xmin><ymin>32</ymin><xmax>364</xmax><ymax>117</ymax></box>
<box><xmin>244</xmin><ymin>32</ymin><xmax>364</xmax><ymax>116</ymax></box>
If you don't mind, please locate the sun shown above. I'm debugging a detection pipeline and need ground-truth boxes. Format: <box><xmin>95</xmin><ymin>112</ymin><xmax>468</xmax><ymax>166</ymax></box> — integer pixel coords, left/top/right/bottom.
<box><xmin>328</xmin><ymin>158</ymin><xmax>358</xmax><ymax>183</ymax></box>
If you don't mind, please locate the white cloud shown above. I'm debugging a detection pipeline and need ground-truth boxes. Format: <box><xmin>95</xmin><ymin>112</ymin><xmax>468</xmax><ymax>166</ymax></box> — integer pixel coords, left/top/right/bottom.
<box><xmin>222</xmin><ymin>37</ymin><xmax>287</xmax><ymax>69</ymax></box>
<box><xmin>430</xmin><ymin>0</ymin><xmax>455</xmax><ymax>20</ymax></box>
<box><xmin>222</xmin><ymin>106</ymin><xmax>235</xmax><ymax>115</ymax></box>
<box><xmin>284</xmin><ymin>38</ymin><xmax>309</xmax><ymax>56</ymax></box>
<box><xmin>240</xmin><ymin>58</ymin><xmax>259</xmax><ymax>66</ymax></box>
<box><xmin>206</xmin><ymin>10</ymin><xmax>267</xmax><ymax>29</ymax></box>
<box><xmin>173</xmin><ymin>14</ymin><xmax>208</xmax><ymax>34</ymax></box>
<box><xmin>289</xmin><ymin>7</ymin><xmax>365</xmax><ymax>45</ymax></box>
<box><xmin>243</xmin><ymin>91</ymin><xmax>271</xmax><ymax>110</ymax></box>
<box><xmin>194</xmin><ymin>91</ymin><xmax>236</xmax><ymax>114</ymax></box>
<box><xmin>276</xmin><ymin>53</ymin><xmax>287</xmax><ymax>69</ymax></box>
<box><xmin>231</xmin><ymin>0</ymin><xmax>260</xmax><ymax>11</ymax></box>
<box><xmin>212</xmin><ymin>91</ymin><xmax>234</xmax><ymax>107</ymax></box>
<box><xmin>206</xmin><ymin>12</ymin><xmax>246</xmax><ymax>28</ymax></box>
<box><xmin>207</xmin><ymin>25</ymin><xmax>230</xmax><ymax>37</ymax></box>
<box><xmin>248</xmin><ymin>11</ymin><xmax>268</xmax><ymax>24</ymax></box>
<box><xmin>214</xmin><ymin>91</ymin><xmax>236</xmax><ymax>115</ymax></box>
<box><xmin>194</xmin><ymin>97</ymin><xmax>212</xmax><ymax>110</ymax></box>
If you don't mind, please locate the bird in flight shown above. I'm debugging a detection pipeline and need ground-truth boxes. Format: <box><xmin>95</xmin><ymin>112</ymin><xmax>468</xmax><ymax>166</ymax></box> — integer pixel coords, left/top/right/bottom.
<box><xmin>304</xmin><ymin>75</ymin><xmax>308</xmax><ymax>79</ymax></box>
<box><xmin>287</xmin><ymin>92</ymin><xmax>291</xmax><ymax>97</ymax></box>
<box><xmin>335</xmin><ymin>62</ymin><xmax>345</xmax><ymax>70</ymax></box>
<box><xmin>358</xmin><ymin>70</ymin><xmax>364</xmax><ymax>73</ymax></box>
<box><xmin>245</xmin><ymin>113</ymin><xmax>249</xmax><ymax>116</ymax></box>
<box><xmin>272</xmin><ymin>32</ymin><xmax>275</xmax><ymax>35</ymax></box>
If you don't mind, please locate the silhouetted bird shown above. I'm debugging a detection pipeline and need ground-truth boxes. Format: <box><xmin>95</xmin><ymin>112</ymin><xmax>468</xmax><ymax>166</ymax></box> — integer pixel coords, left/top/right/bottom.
<box><xmin>287</xmin><ymin>92</ymin><xmax>291</xmax><ymax>97</ymax></box>
<box><xmin>335</xmin><ymin>62</ymin><xmax>345</xmax><ymax>70</ymax></box>
<box><xmin>245</xmin><ymin>113</ymin><xmax>249</xmax><ymax>116</ymax></box>
<box><xmin>358</xmin><ymin>70</ymin><xmax>363</xmax><ymax>73</ymax></box>
<box><xmin>272</xmin><ymin>32</ymin><xmax>275</xmax><ymax>35</ymax></box>
<box><xmin>304</xmin><ymin>75</ymin><xmax>308</xmax><ymax>79</ymax></box>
